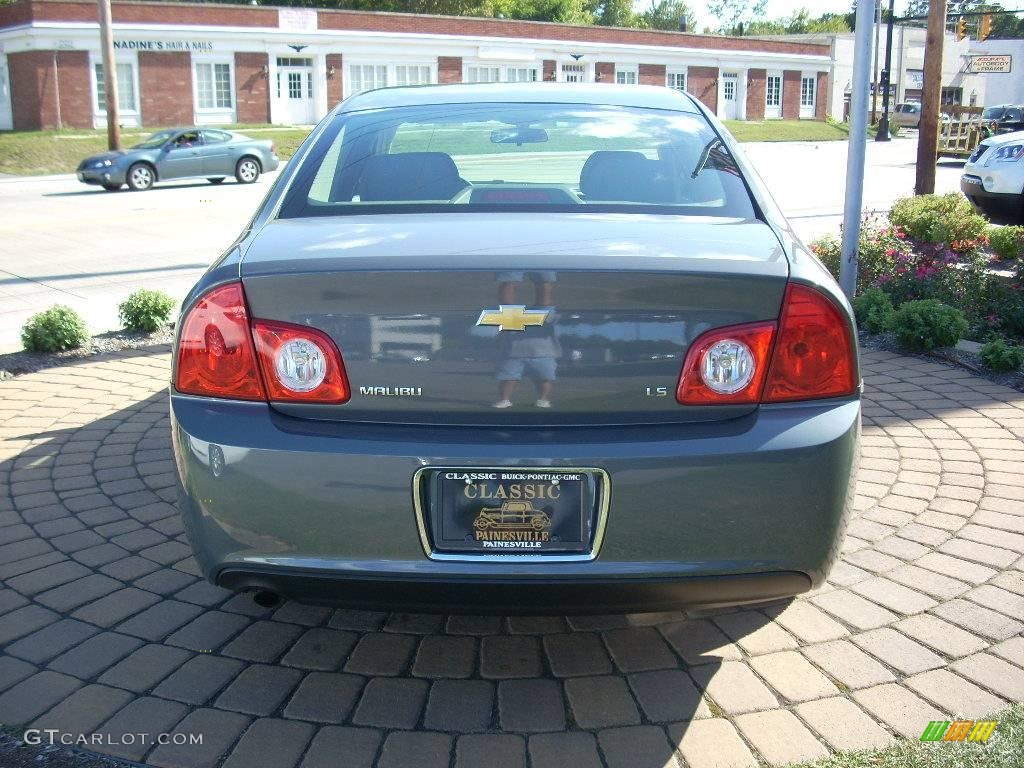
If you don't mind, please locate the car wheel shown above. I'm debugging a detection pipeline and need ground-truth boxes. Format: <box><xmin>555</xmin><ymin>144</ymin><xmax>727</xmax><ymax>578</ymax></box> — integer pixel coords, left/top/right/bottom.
<box><xmin>101</xmin><ymin>183</ymin><xmax>121</xmax><ymax>192</ymax></box>
<box><xmin>235</xmin><ymin>157</ymin><xmax>260</xmax><ymax>184</ymax></box>
<box><xmin>207</xmin><ymin>177</ymin><xmax>225</xmax><ymax>185</ymax></box>
<box><xmin>127</xmin><ymin>163</ymin><xmax>155</xmax><ymax>191</ymax></box>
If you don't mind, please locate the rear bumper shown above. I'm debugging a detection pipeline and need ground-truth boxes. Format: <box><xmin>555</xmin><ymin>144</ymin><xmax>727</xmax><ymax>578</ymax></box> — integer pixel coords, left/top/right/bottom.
<box><xmin>218</xmin><ymin>566</ymin><xmax>811</xmax><ymax>614</ymax></box>
<box><xmin>171</xmin><ymin>395</ymin><xmax>859</xmax><ymax>612</ymax></box>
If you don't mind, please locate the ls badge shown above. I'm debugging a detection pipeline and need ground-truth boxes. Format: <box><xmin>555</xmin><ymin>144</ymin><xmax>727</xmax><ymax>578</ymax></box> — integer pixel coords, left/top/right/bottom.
<box><xmin>476</xmin><ymin>305</ymin><xmax>550</xmax><ymax>332</ymax></box>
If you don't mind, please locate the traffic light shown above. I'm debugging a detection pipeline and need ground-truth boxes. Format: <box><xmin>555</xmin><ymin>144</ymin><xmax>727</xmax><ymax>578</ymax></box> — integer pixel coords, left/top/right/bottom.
<box><xmin>979</xmin><ymin>14</ymin><xmax>993</xmax><ymax>41</ymax></box>
<box><xmin>956</xmin><ymin>16</ymin><xmax>967</xmax><ymax>40</ymax></box>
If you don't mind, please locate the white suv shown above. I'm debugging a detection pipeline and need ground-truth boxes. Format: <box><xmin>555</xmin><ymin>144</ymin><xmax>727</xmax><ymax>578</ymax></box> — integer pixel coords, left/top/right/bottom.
<box><xmin>961</xmin><ymin>131</ymin><xmax>1024</xmax><ymax>222</ymax></box>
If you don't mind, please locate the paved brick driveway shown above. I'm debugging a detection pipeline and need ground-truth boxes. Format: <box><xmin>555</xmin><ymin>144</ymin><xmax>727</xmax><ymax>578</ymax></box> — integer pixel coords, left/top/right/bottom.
<box><xmin>1</xmin><ymin>347</ymin><xmax>1022</xmax><ymax>768</ymax></box>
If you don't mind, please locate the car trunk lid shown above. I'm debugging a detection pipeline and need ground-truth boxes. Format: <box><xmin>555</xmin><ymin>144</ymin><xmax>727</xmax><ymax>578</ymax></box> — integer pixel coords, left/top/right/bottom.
<box><xmin>240</xmin><ymin>213</ymin><xmax>789</xmax><ymax>425</ymax></box>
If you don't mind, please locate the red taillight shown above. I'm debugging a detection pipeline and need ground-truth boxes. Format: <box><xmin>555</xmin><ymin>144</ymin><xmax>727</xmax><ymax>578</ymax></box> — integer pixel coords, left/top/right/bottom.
<box><xmin>270</xmin><ymin>142</ymin><xmax>277</xmax><ymax>155</ymax></box>
<box><xmin>176</xmin><ymin>282</ymin><xmax>265</xmax><ymax>401</ymax></box>
<box><xmin>252</xmin><ymin>320</ymin><xmax>350</xmax><ymax>403</ymax></box>
<box><xmin>175</xmin><ymin>282</ymin><xmax>350</xmax><ymax>404</ymax></box>
<box><xmin>677</xmin><ymin>322</ymin><xmax>776</xmax><ymax>404</ymax></box>
<box><xmin>763</xmin><ymin>283</ymin><xmax>857</xmax><ymax>403</ymax></box>
<box><xmin>676</xmin><ymin>283</ymin><xmax>857</xmax><ymax>405</ymax></box>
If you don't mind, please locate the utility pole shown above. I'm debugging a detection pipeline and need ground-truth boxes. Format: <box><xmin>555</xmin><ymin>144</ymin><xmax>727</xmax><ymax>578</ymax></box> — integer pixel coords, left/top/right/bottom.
<box><xmin>98</xmin><ymin>0</ymin><xmax>121</xmax><ymax>151</ymax></box>
<box><xmin>875</xmin><ymin>0</ymin><xmax>896</xmax><ymax>142</ymax></box>
<box><xmin>839</xmin><ymin>0</ymin><xmax>877</xmax><ymax>299</ymax></box>
<box><xmin>915</xmin><ymin>0</ymin><xmax>947</xmax><ymax>195</ymax></box>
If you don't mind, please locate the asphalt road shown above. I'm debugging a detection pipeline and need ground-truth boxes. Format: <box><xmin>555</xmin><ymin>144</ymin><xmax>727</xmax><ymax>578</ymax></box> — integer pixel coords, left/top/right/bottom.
<box><xmin>0</xmin><ymin>135</ymin><xmax>965</xmax><ymax>353</ymax></box>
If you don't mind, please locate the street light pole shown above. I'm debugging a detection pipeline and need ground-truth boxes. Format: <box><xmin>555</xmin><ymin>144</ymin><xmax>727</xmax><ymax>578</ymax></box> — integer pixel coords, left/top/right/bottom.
<box><xmin>98</xmin><ymin>0</ymin><xmax>121</xmax><ymax>151</ymax></box>
<box><xmin>839</xmin><ymin>0</ymin><xmax>877</xmax><ymax>299</ymax></box>
<box><xmin>871</xmin><ymin>0</ymin><xmax>881</xmax><ymax>123</ymax></box>
<box><xmin>875</xmin><ymin>0</ymin><xmax>897</xmax><ymax>142</ymax></box>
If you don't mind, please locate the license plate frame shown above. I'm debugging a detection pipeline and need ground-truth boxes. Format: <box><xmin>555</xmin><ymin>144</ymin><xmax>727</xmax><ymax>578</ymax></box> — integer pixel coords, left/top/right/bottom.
<box><xmin>414</xmin><ymin>467</ymin><xmax>609</xmax><ymax>561</ymax></box>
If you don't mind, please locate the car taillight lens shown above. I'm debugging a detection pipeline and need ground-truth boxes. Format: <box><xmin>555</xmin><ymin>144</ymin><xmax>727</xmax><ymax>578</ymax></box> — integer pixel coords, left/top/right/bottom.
<box><xmin>252</xmin><ymin>320</ymin><xmax>350</xmax><ymax>403</ymax></box>
<box><xmin>676</xmin><ymin>283</ymin><xmax>857</xmax><ymax>405</ymax></box>
<box><xmin>176</xmin><ymin>282</ymin><xmax>265</xmax><ymax>401</ymax></box>
<box><xmin>762</xmin><ymin>283</ymin><xmax>857</xmax><ymax>402</ymax></box>
<box><xmin>677</xmin><ymin>322</ymin><xmax>776</xmax><ymax>404</ymax></box>
<box><xmin>175</xmin><ymin>282</ymin><xmax>350</xmax><ymax>404</ymax></box>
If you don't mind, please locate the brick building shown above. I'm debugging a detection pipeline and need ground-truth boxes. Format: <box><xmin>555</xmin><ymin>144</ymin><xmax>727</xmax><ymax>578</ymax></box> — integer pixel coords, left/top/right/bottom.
<box><xmin>0</xmin><ymin>0</ymin><xmax>832</xmax><ymax>131</ymax></box>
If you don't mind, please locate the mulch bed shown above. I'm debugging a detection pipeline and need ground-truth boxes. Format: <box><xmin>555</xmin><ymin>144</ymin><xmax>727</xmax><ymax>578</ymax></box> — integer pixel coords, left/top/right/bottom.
<box><xmin>0</xmin><ymin>326</ymin><xmax>174</xmax><ymax>380</ymax></box>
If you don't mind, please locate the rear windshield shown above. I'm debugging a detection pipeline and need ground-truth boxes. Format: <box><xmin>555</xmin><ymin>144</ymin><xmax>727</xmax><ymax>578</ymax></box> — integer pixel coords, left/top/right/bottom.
<box><xmin>982</xmin><ymin>107</ymin><xmax>1007</xmax><ymax>120</ymax></box>
<box><xmin>278</xmin><ymin>102</ymin><xmax>757</xmax><ymax>219</ymax></box>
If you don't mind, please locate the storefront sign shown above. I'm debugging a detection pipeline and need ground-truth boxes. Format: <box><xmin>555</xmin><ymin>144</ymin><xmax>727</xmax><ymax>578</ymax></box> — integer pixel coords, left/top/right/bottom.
<box><xmin>279</xmin><ymin>8</ymin><xmax>317</xmax><ymax>32</ymax></box>
<box><xmin>967</xmin><ymin>55</ymin><xmax>1012</xmax><ymax>74</ymax></box>
<box><xmin>907</xmin><ymin>69</ymin><xmax>924</xmax><ymax>89</ymax></box>
<box><xmin>114</xmin><ymin>40</ymin><xmax>214</xmax><ymax>52</ymax></box>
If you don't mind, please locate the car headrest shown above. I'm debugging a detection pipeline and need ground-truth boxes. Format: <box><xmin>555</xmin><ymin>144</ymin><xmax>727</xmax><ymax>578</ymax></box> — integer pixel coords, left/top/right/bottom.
<box><xmin>579</xmin><ymin>150</ymin><xmax>673</xmax><ymax>204</ymax></box>
<box><xmin>354</xmin><ymin>152</ymin><xmax>468</xmax><ymax>202</ymax></box>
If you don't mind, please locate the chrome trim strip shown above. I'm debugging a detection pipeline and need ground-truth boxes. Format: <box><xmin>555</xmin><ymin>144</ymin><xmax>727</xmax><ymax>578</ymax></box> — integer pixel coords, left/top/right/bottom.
<box><xmin>412</xmin><ymin>466</ymin><xmax>611</xmax><ymax>563</ymax></box>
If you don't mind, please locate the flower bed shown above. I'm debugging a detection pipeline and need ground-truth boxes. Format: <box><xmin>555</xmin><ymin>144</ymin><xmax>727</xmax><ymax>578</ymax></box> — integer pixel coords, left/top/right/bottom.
<box><xmin>811</xmin><ymin>194</ymin><xmax>1024</xmax><ymax>375</ymax></box>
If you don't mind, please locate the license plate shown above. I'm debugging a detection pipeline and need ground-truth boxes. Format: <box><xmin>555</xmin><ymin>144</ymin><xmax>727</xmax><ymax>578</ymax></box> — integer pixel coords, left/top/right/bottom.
<box><xmin>424</xmin><ymin>469</ymin><xmax>599</xmax><ymax>555</ymax></box>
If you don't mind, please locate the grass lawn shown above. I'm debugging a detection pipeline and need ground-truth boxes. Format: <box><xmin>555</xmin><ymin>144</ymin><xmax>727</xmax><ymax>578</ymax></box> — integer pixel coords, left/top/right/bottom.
<box><xmin>0</xmin><ymin>125</ymin><xmax>312</xmax><ymax>176</ymax></box>
<box><xmin>790</xmin><ymin>704</ymin><xmax>1023</xmax><ymax>768</ymax></box>
<box><xmin>2</xmin><ymin>118</ymin><xmax>861</xmax><ymax>175</ymax></box>
<box><xmin>724</xmin><ymin>119</ymin><xmax>851</xmax><ymax>142</ymax></box>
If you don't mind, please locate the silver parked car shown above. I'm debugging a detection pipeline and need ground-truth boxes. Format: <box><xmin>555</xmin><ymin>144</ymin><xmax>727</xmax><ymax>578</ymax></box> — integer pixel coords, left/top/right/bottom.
<box><xmin>170</xmin><ymin>83</ymin><xmax>860</xmax><ymax>614</ymax></box>
<box><xmin>76</xmin><ymin>128</ymin><xmax>280</xmax><ymax>191</ymax></box>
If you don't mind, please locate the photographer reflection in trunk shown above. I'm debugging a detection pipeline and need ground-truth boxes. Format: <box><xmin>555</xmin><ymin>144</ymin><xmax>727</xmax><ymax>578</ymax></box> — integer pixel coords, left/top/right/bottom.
<box><xmin>493</xmin><ymin>271</ymin><xmax>560</xmax><ymax>409</ymax></box>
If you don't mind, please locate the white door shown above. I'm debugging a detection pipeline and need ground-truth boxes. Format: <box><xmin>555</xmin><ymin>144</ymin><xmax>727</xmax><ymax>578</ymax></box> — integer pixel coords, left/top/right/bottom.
<box><xmin>765</xmin><ymin>73</ymin><xmax>782</xmax><ymax>119</ymax></box>
<box><xmin>561</xmin><ymin>63</ymin><xmax>585</xmax><ymax>83</ymax></box>
<box><xmin>721</xmin><ymin>73</ymin><xmax>739</xmax><ymax>120</ymax></box>
<box><xmin>277</xmin><ymin>61</ymin><xmax>316</xmax><ymax>124</ymax></box>
<box><xmin>0</xmin><ymin>57</ymin><xmax>12</xmax><ymax>130</ymax></box>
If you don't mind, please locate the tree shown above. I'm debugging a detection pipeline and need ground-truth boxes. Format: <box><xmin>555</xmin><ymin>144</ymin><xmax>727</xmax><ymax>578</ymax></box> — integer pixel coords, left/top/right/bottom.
<box><xmin>594</xmin><ymin>0</ymin><xmax>636</xmax><ymax>26</ymax></box>
<box><xmin>707</xmin><ymin>0</ymin><xmax>769</xmax><ymax>34</ymax></box>
<box><xmin>639</xmin><ymin>0</ymin><xmax>693</xmax><ymax>31</ymax></box>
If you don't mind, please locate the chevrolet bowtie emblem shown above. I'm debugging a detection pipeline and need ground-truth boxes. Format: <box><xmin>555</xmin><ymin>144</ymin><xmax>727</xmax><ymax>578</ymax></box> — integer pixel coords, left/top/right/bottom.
<box><xmin>476</xmin><ymin>305</ymin><xmax>550</xmax><ymax>332</ymax></box>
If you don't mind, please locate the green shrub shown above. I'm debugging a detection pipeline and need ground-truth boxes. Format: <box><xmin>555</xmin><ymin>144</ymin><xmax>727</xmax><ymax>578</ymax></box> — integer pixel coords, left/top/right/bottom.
<box><xmin>979</xmin><ymin>338</ymin><xmax>1024</xmax><ymax>373</ymax></box>
<box><xmin>988</xmin><ymin>225</ymin><xmax>1024</xmax><ymax>261</ymax></box>
<box><xmin>889</xmin><ymin>193</ymin><xmax>988</xmax><ymax>251</ymax></box>
<box><xmin>21</xmin><ymin>305</ymin><xmax>89</xmax><ymax>352</ymax></box>
<box><xmin>118</xmin><ymin>289</ymin><xmax>176</xmax><ymax>332</ymax></box>
<box><xmin>891</xmin><ymin>299</ymin><xmax>968</xmax><ymax>351</ymax></box>
<box><xmin>851</xmin><ymin>288</ymin><xmax>895</xmax><ymax>334</ymax></box>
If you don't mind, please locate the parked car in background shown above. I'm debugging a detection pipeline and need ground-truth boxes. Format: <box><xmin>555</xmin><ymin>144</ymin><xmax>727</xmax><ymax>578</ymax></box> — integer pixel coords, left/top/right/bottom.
<box><xmin>981</xmin><ymin>104</ymin><xmax>1024</xmax><ymax>135</ymax></box>
<box><xmin>76</xmin><ymin>128</ymin><xmax>280</xmax><ymax>192</ymax></box>
<box><xmin>962</xmin><ymin>130</ymin><xmax>1024</xmax><ymax>222</ymax></box>
<box><xmin>892</xmin><ymin>102</ymin><xmax>922</xmax><ymax>129</ymax></box>
<box><xmin>170</xmin><ymin>83</ymin><xmax>860</xmax><ymax>613</ymax></box>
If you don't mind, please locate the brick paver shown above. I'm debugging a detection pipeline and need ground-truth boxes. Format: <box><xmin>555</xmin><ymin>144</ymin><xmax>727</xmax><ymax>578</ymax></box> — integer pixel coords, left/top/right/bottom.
<box><xmin>1</xmin><ymin>348</ymin><xmax>1023</xmax><ymax>766</ymax></box>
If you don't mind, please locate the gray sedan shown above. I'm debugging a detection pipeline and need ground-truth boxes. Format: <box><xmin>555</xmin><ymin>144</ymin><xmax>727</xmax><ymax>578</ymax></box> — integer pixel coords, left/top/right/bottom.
<box><xmin>170</xmin><ymin>83</ymin><xmax>860</xmax><ymax>614</ymax></box>
<box><xmin>76</xmin><ymin>127</ymin><xmax>280</xmax><ymax>191</ymax></box>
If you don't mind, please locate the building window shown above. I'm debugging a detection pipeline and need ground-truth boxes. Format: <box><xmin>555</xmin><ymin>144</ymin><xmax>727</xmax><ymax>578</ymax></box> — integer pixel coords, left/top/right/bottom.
<box><xmin>615</xmin><ymin>67</ymin><xmax>638</xmax><ymax>85</ymax></box>
<box><xmin>466</xmin><ymin>64</ymin><xmax>537</xmax><ymax>83</ymax></box>
<box><xmin>801</xmin><ymin>76</ymin><xmax>816</xmax><ymax>108</ymax></box>
<box><xmin>561</xmin><ymin>63</ymin><xmax>585</xmax><ymax>83</ymax></box>
<box><xmin>666</xmin><ymin>69</ymin><xmax>687</xmax><ymax>92</ymax></box>
<box><xmin>349</xmin><ymin>64</ymin><xmax>388</xmax><ymax>96</ymax></box>
<box><xmin>506</xmin><ymin>67</ymin><xmax>538</xmax><ymax>83</ymax></box>
<box><xmin>466</xmin><ymin>66</ymin><xmax>500</xmax><ymax>83</ymax></box>
<box><xmin>94</xmin><ymin>62</ymin><xmax>136</xmax><ymax>112</ymax></box>
<box><xmin>395</xmin><ymin>65</ymin><xmax>431</xmax><ymax>87</ymax></box>
<box><xmin>196</xmin><ymin>62</ymin><xmax>233</xmax><ymax>110</ymax></box>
